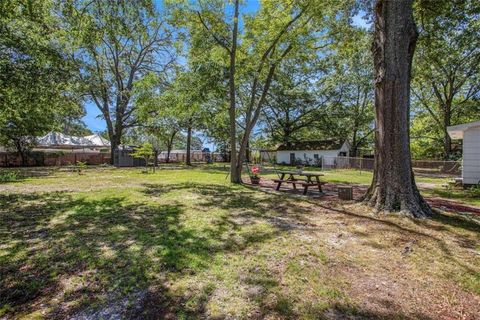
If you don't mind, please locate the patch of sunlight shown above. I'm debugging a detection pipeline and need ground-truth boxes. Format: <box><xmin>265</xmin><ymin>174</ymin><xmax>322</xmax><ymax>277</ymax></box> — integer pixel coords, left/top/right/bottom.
<box><xmin>0</xmin><ymin>240</ymin><xmax>21</xmax><ymax>258</ymax></box>
<box><xmin>127</xmin><ymin>242</ymin><xmax>143</xmax><ymax>253</ymax></box>
<box><xmin>47</xmin><ymin>210</ymin><xmax>75</xmax><ymax>228</ymax></box>
<box><xmin>98</xmin><ymin>242</ymin><xmax>117</xmax><ymax>259</ymax></box>
<box><xmin>145</xmin><ymin>246</ymin><xmax>161</xmax><ymax>263</ymax></box>
<box><xmin>110</xmin><ymin>225</ymin><xmax>129</xmax><ymax>233</ymax></box>
<box><xmin>18</xmin><ymin>309</ymin><xmax>48</xmax><ymax>320</ymax></box>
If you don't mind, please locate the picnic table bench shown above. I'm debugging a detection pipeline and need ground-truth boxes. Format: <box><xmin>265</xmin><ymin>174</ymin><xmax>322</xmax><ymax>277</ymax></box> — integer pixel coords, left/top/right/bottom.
<box><xmin>274</xmin><ymin>170</ymin><xmax>326</xmax><ymax>195</ymax></box>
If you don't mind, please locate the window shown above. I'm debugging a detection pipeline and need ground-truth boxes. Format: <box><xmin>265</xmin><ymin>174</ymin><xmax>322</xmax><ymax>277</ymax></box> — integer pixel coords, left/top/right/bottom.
<box><xmin>314</xmin><ymin>154</ymin><xmax>319</xmax><ymax>159</ymax></box>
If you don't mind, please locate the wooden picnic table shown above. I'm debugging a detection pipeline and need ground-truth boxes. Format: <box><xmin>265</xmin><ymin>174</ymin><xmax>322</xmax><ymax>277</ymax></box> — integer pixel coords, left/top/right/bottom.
<box><xmin>274</xmin><ymin>170</ymin><xmax>326</xmax><ymax>195</ymax></box>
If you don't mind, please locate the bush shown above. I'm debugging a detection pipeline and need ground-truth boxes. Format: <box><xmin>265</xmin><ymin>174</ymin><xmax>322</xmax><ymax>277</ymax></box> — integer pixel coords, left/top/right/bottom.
<box><xmin>76</xmin><ymin>161</ymin><xmax>87</xmax><ymax>174</ymax></box>
<box><xmin>0</xmin><ymin>170</ymin><xmax>19</xmax><ymax>183</ymax></box>
<box><xmin>465</xmin><ymin>185</ymin><xmax>480</xmax><ymax>198</ymax></box>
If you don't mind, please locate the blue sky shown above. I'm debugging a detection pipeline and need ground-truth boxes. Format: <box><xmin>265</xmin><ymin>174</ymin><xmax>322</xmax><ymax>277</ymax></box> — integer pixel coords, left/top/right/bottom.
<box><xmin>82</xmin><ymin>1</ymin><xmax>369</xmax><ymax>149</ymax></box>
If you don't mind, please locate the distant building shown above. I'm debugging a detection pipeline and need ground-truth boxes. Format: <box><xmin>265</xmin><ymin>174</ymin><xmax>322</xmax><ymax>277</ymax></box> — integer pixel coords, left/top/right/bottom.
<box><xmin>113</xmin><ymin>145</ymin><xmax>146</xmax><ymax>167</ymax></box>
<box><xmin>35</xmin><ymin>132</ymin><xmax>110</xmax><ymax>152</ymax></box>
<box><xmin>447</xmin><ymin>120</ymin><xmax>480</xmax><ymax>186</ymax></box>
<box><xmin>276</xmin><ymin>140</ymin><xmax>350</xmax><ymax>166</ymax></box>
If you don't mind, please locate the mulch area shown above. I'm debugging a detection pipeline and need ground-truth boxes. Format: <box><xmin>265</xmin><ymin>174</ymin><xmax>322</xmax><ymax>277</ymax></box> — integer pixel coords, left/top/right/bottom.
<box><xmin>247</xmin><ymin>178</ymin><xmax>480</xmax><ymax>215</ymax></box>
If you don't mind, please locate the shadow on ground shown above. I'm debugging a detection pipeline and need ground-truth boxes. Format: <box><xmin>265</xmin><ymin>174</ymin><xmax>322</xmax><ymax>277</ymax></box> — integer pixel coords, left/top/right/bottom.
<box><xmin>0</xmin><ymin>182</ymin><xmax>314</xmax><ymax>319</ymax></box>
<box><xmin>1</xmin><ymin>180</ymin><xmax>479</xmax><ymax>319</ymax></box>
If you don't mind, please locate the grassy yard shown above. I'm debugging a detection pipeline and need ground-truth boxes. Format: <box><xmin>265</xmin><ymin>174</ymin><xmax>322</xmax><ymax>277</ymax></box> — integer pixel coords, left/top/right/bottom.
<box><xmin>261</xmin><ymin>165</ymin><xmax>480</xmax><ymax>207</ymax></box>
<box><xmin>1</xmin><ymin>166</ymin><xmax>479</xmax><ymax>319</ymax></box>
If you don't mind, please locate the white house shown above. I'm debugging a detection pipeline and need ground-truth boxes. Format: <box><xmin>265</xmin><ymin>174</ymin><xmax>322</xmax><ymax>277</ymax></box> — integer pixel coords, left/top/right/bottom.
<box><xmin>276</xmin><ymin>140</ymin><xmax>350</xmax><ymax>167</ymax></box>
<box><xmin>36</xmin><ymin>132</ymin><xmax>110</xmax><ymax>150</ymax></box>
<box><xmin>447</xmin><ymin>120</ymin><xmax>480</xmax><ymax>186</ymax></box>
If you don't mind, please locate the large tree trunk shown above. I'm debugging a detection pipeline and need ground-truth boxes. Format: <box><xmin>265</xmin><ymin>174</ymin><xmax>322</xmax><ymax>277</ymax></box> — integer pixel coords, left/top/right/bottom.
<box><xmin>186</xmin><ymin>122</ymin><xmax>192</xmax><ymax>166</ymax></box>
<box><xmin>14</xmin><ymin>140</ymin><xmax>27</xmax><ymax>167</ymax></box>
<box><xmin>443</xmin><ymin>102</ymin><xmax>452</xmax><ymax>160</ymax></box>
<box><xmin>110</xmin><ymin>138</ymin><xmax>117</xmax><ymax>166</ymax></box>
<box><xmin>166</xmin><ymin>147</ymin><xmax>171</xmax><ymax>163</ymax></box>
<box><xmin>109</xmin><ymin>134</ymin><xmax>121</xmax><ymax>166</ymax></box>
<box><xmin>363</xmin><ymin>0</ymin><xmax>432</xmax><ymax>218</ymax></box>
<box><xmin>105</xmin><ymin>118</ymin><xmax>116</xmax><ymax>165</ymax></box>
<box><xmin>166</xmin><ymin>131</ymin><xmax>177</xmax><ymax>163</ymax></box>
<box><xmin>350</xmin><ymin>130</ymin><xmax>358</xmax><ymax>157</ymax></box>
<box><xmin>229</xmin><ymin>0</ymin><xmax>241</xmax><ymax>183</ymax></box>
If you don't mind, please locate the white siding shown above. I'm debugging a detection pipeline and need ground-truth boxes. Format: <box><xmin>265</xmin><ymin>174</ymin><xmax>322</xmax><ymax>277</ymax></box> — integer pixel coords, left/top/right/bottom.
<box><xmin>277</xmin><ymin>150</ymin><xmax>342</xmax><ymax>165</ymax></box>
<box><xmin>463</xmin><ymin>127</ymin><xmax>480</xmax><ymax>184</ymax></box>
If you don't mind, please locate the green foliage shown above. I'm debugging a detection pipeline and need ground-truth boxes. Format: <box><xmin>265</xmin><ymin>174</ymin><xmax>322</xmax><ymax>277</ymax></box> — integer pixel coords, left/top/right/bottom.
<box><xmin>0</xmin><ymin>0</ymin><xmax>83</xmax><ymax>157</ymax></box>
<box><xmin>131</xmin><ymin>142</ymin><xmax>154</xmax><ymax>160</ymax></box>
<box><xmin>75</xmin><ymin>161</ymin><xmax>87</xmax><ymax>174</ymax></box>
<box><xmin>131</xmin><ymin>142</ymin><xmax>154</xmax><ymax>171</ymax></box>
<box><xmin>0</xmin><ymin>170</ymin><xmax>19</xmax><ymax>183</ymax></box>
<box><xmin>411</xmin><ymin>0</ymin><xmax>480</xmax><ymax>159</ymax></box>
<box><xmin>62</xmin><ymin>0</ymin><xmax>175</xmax><ymax>151</ymax></box>
<box><xmin>465</xmin><ymin>186</ymin><xmax>480</xmax><ymax>199</ymax></box>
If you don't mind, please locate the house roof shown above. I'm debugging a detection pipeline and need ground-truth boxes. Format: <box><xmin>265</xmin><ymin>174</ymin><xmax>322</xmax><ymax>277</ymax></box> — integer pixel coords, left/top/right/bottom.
<box><xmin>447</xmin><ymin>120</ymin><xmax>480</xmax><ymax>139</ymax></box>
<box><xmin>277</xmin><ymin>140</ymin><xmax>345</xmax><ymax>151</ymax></box>
<box><xmin>37</xmin><ymin>132</ymin><xmax>111</xmax><ymax>148</ymax></box>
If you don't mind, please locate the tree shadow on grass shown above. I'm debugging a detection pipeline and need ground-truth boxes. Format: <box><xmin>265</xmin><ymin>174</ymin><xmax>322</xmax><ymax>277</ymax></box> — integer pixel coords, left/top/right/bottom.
<box><xmin>142</xmin><ymin>182</ymin><xmax>318</xmax><ymax>231</ymax></box>
<box><xmin>0</xmin><ymin>186</ymin><xmax>287</xmax><ymax>319</ymax></box>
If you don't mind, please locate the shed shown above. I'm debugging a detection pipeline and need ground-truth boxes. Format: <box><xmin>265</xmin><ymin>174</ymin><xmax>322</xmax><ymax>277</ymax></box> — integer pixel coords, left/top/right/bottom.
<box><xmin>113</xmin><ymin>145</ymin><xmax>146</xmax><ymax>167</ymax></box>
<box><xmin>276</xmin><ymin>140</ymin><xmax>350</xmax><ymax>166</ymax></box>
<box><xmin>447</xmin><ymin>120</ymin><xmax>480</xmax><ymax>186</ymax></box>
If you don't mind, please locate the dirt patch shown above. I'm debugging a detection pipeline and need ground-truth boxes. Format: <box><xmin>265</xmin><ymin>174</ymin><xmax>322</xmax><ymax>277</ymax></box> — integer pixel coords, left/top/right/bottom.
<box><xmin>251</xmin><ymin>178</ymin><xmax>480</xmax><ymax>215</ymax></box>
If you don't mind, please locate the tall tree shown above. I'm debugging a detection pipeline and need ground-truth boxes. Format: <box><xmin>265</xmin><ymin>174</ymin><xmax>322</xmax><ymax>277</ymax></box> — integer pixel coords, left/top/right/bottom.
<box><xmin>363</xmin><ymin>0</ymin><xmax>432</xmax><ymax>218</ymax></box>
<box><xmin>0</xmin><ymin>0</ymin><xmax>82</xmax><ymax>164</ymax></box>
<box><xmin>64</xmin><ymin>0</ymin><xmax>175</xmax><ymax>163</ymax></box>
<box><xmin>179</xmin><ymin>0</ymin><xmax>343</xmax><ymax>183</ymax></box>
<box><xmin>262</xmin><ymin>58</ymin><xmax>331</xmax><ymax>148</ymax></box>
<box><xmin>332</xmin><ymin>28</ymin><xmax>374</xmax><ymax>157</ymax></box>
<box><xmin>412</xmin><ymin>0</ymin><xmax>480</xmax><ymax>160</ymax></box>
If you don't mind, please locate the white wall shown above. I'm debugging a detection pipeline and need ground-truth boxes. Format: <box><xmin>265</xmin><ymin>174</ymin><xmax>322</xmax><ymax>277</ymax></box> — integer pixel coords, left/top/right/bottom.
<box><xmin>463</xmin><ymin>126</ymin><xmax>480</xmax><ymax>185</ymax></box>
<box><xmin>277</xmin><ymin>150</ymin><xmax>342</xmax><ymax>165</ymax></box>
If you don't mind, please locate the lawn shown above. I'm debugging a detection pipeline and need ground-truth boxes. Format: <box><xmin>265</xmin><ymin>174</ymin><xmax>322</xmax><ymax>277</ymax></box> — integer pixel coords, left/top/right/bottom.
<box><xmin>0</xmin><ymin>166</ymin><xmax>479</xmax><ymax>319</ymax></box>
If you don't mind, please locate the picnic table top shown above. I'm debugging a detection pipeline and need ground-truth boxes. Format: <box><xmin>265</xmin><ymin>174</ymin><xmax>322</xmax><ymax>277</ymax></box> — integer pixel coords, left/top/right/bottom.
<box><xmin>277</xmin><ymin>170</ymin><xmax>324</xmax><ymax>177</ymax></box>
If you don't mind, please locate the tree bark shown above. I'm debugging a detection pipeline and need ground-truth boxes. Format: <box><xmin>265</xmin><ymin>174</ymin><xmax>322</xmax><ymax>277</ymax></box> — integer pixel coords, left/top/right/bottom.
<box><xmin>153</xmin><ymin>149</ymin><xmax>158</xmax><ymax>171</ymax></box>
<box><xmin>165</xmin><ymin>130</ymin><xmax>177</xmax><ymax>163</ymax></box>
<box><xmin>14</xmin><ymin>140</ymin><xmax>27</xmax><ymax>167</ymax></box>
<box><xmin>186</xmin><ymin>121</ymin><xmax>192</xmax><ymax>166</ymax></box>
<box><xmin>443</xmin><ymin>101</ymin><xmax>452</xmax><ymax>160</ymax></box>
<box><xmin>229</xmin><ymin>0</ymin><xmax>241</xmax><ymax>183</ymax></box>
<box><xmin>363</xmin><ymin>0</ymin><xmax>432</xmax><ymax>218</ymax></box>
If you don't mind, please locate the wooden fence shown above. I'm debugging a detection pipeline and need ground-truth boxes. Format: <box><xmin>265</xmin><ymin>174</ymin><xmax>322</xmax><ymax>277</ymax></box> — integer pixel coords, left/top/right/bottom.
<box><xmin>0</xmin><ymin>152</ymin><xmax>111</xmax><ymax>167</ymax></box>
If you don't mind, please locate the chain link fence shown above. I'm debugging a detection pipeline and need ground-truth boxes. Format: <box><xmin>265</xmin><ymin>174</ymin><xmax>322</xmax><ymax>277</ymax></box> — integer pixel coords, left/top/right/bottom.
<box><xmin>262</xmin><ymin>155</ymin><xmax>461</xmax><ymax>177</ymax></box>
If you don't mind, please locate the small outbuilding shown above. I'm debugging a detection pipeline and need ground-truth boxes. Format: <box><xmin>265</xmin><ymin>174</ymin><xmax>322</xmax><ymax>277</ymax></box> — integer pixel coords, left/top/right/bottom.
<box><xmin>113</xmin><ymin>145</ymin><xmax>146</xmax><ymax>167</ymax></box>
<box><xmin>276</xmin><ymin>140</ymin><xmax>350</xmax><ymax>167</ymax></box>
<box><xmin>447</xmin><ymin>120</ymin><xmax>480</xmax><ymax>186</ymax></box>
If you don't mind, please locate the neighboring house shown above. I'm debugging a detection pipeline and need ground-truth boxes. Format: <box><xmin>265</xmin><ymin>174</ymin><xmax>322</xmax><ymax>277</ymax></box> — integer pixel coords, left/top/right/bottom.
<box><xmin>447</xmin><ymin>120</ymin><xmax>480</xmax><ymax>186</ymax></box>
<box><xmin>158</xmin><ymin>149</ymin><xmax>204</xmax><ymax>162</ymax></box>
<box><xmin>35</xmin><ymin>132</ymin><xmax>110</xmax><ymax>152</ymax></box>
<box><xmin>276</xmin><ymin>140</ymin><xmax>350</xmax><ymax>166</ymax></box>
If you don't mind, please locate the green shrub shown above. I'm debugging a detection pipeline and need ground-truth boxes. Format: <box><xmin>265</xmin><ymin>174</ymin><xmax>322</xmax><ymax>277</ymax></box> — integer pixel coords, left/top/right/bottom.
<box><xmin>465</xmin><ymin>185</ymin><xmax>480</xmax><ymax>198</ymax></box>
<box><xmin>76</xmin><ymin>161</ymin><xmax>87</xmax><ymax>174</ymax></box>
<box><xmin>0</xmin><ymin>171</ymin><xmax>20</xmax><ymax>183</ymax></box>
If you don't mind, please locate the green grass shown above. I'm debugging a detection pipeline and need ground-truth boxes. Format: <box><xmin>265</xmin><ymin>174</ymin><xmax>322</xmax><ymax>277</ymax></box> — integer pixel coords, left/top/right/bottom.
<box><xmin>260</xmin><ymin>165</ymin><xmax>479</xmax><ymax>206</ymax></box>
<box><xmin>0</xmin><ymin>166</ymin><xmax>479</xmax><ymax>319</ymax></box>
